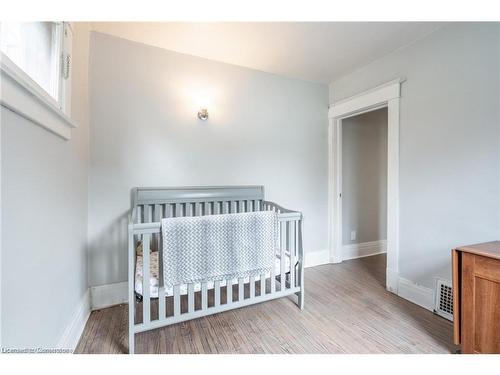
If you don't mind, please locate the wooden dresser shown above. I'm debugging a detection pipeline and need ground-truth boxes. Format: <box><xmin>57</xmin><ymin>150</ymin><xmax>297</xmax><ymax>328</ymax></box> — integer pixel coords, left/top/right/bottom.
<box><xmin>452</xmin><ymin>241</ymin><xmax>500</xmax><ymax>354</ymax></box>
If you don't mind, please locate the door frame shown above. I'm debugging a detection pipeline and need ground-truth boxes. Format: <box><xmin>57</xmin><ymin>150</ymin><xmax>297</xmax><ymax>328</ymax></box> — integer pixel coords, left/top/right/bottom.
<box><xmin>328</xmin><ymin>78</ymin><xmax>404</xmax><ymax>293</ymax></box>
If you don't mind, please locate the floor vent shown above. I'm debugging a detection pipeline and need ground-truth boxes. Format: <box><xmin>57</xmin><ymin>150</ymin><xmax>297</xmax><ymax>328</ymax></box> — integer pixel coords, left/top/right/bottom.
<box><xmin>434</xmin><ymin>278</ymin><xmax>453</xmax><ymax>321</ymax></box>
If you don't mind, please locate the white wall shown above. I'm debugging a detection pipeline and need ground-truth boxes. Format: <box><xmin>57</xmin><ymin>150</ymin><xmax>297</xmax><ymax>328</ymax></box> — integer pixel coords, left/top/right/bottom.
<box><xmin>0</xmin><ymin>23</ymin><xmax>90</xmax><ymax>347</ymax></box>
<box><xmin>88</xmin><ymin>32</ymin><xmax>329</xmax><ymax>288</ymax></box>
<box><xmin>330</xmin><ymin>23</ymin><xmax>500</xmax><ymax>288</ymax></box>
<box><xmin>342</xmin><ymin>108</ymin><xmax>387</xmax><ymax>245</ymax></box>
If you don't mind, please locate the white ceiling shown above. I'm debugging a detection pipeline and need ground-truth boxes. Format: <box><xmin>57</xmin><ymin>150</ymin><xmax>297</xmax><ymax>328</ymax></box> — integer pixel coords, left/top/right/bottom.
<box><xmin>91</xmin><ymin>22</ymin><xmax>445</xmax><ymax>84</ymax></box>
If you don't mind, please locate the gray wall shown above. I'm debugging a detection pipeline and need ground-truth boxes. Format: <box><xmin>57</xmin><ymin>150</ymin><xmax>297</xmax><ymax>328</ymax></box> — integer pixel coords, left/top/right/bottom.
<box><xmin>342</xmin><ymin>108</ymin><xmax>387</xmax><ymax>245</ymax></box>
<box><xmin>0</xmin><ymin>24</ymin><xmax>90</xmax><ymax>347</ymax></box>
<box><xmin>88</xmin><ymin>32</ymin><xmax>329</xmax><ymax>287</ymax></box>
<box><xmin>330</xmin><ymin>23</ymin><xmax>500</xmax><ymax>288</ymax></box>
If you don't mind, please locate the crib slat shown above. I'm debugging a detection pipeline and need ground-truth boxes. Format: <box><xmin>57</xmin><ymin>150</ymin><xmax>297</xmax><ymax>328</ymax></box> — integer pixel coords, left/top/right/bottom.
<box><xmin>250</xmin><ymin>276</ymin><xmax>255</xmax><ymax>298</ymax></box>
<box><xmin>246</xmin><ymin>200</ymin><xmax>252</xmax><ymax>212</ymax></box>
<box><xmin>201</xmin><ymin>282</ymin><xmax>208</xmax><ymax>310</ymax></box>
<box><xmin>188</xmin><ymin>284</ymin><xmax>195</xmax><ymax>313</ymax></box>
<box><xmin>142</xmin><ymin>234</ymin><xmax>151</xmax><ymax>324</ymax></box>
<box><xmin>137</xmin><ymin>205</ymin><xmax>142</xmax><ymax>223</ymax></box>
<box><xmin>270</xmin><ymin>256</ymin><xmax>276</xmax><ymax>293</ymax></box>
<box><xmin>238</xmin><ymin>277</ymin><xmax>244</xmax><ymax>301</ymax></box>
<box><xmin>173</xmin><ymin>285</ymin><xmax>180</xmax><ymax>317</ymax></box>
<box><xmin>158</xmin><ymin>288</ymin><xmax>166</xmax><ymax>320</ymax></box>
<box><xmin>280</xmin><ymin>222</ymin><xmax>286</xmax><ymax>291</ymax></box>
<box><xmin>154</xmin><ymin>203</ymin><xmax>160</xmax><ymax>252</ymax></box>
<box><xmin>215</xmin><ymin>280</ymin><xmax>221</xmax><ymax>307</ymax></box>
<box><xmin>260</xmin><ymin>273</ymin><xmax>266</xmax><ymax>296</ymax></box>
<box><xmin>227</xmin><ymin>281</ymin><xmax>233</xmax><ymax>304</ymax></box>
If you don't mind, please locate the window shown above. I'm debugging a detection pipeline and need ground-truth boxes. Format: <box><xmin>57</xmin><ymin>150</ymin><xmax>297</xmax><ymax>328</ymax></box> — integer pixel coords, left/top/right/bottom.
<box><xmin>1</xmin><ymin>22</ymin><xmax>63</xmax><ymax>101</ymax></box>
<box><xmin>0</xmin><ymin>22</ymin><xmax>76</xmax><ymax>139</ymax></box>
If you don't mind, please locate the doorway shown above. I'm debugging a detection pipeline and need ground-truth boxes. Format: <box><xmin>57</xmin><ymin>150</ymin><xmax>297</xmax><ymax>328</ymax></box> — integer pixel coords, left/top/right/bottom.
<box><xmin>341</xmin><ymin>108</ymin><xmax>388</xmax><ymax>266</ymax></box>
<box><xmin>328</xmin><ymin>79</ymin><xmax>403</xmax><ymax>293</ymax></box>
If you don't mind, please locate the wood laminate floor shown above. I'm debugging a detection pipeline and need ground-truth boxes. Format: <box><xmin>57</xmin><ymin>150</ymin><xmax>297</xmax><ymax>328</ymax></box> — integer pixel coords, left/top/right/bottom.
<box><xmin>75</xmin><ymin>254</ymin><xmax>454</xmax><ymax>354</ymax></box>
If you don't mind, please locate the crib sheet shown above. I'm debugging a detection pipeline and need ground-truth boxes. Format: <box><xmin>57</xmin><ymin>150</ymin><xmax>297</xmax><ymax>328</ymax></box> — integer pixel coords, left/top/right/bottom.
<box><xmin>135</xmin><ymin>251</ymin><xmax>293</xmax><ymax>298</ymax></box>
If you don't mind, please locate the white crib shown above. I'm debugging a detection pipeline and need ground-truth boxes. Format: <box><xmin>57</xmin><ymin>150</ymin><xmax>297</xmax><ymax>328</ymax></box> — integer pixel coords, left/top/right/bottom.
<box><xmin>128</xmin><ymin>186</ymin><xmax>304</xmax><ymax>354</ymax></box>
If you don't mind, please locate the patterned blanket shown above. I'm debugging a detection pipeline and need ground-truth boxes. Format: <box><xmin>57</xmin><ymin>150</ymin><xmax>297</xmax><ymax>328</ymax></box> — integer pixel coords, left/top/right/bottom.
<box><xmin>161</xmin><ymin>211</ymin><xmax>278</xmax><ymax>287</ymax></box>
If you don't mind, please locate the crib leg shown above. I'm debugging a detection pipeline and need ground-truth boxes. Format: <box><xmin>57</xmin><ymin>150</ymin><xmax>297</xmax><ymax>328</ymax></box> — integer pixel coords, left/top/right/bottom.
<box><xmin>296</xmin><ymin>259</ymin><xmax>305</xmax><ymax>310</ymax></box>
<box><xmin>296</xmin><ymin>219</ymin><xmax>304</xmax><ymax>310</ymax></box>
<box><xmin>129</xmin><ymin>331</ymin><xmax>135</xmax><ymax>354</ymax></box>
<box><xmin>296</xmin><ymin>290</ymin><xmax>305</xmax><ymax>310</ymax></box>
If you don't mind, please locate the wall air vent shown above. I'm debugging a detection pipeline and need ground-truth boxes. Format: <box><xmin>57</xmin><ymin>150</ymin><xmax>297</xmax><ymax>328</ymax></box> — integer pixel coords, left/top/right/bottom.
<box><xmin>434</xmin><ymin>278</ymin><xmax>453</xmax><ymax>321</ymax></box>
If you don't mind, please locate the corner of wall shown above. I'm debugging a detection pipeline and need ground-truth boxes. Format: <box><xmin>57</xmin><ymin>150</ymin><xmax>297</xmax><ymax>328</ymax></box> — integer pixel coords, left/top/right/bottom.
<box><xmin>57</xmin><ymin>290</ymin><xmax>91</xmax><ymax>351</ymax></box>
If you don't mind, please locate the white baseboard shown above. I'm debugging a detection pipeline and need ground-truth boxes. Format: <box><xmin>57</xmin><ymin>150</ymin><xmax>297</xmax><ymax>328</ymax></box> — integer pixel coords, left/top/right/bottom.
<box><xmin>57</xmin><ymin>289</ymin><xmax>91</xmax><ymax>352</ymax></box>
<box><xmin>342</xmin><ymin>240</ymin><xmax>387</xmax><ymax>260</ymax></box>
<box><xmin>305</xmin><ymin>250</ymin><xmax>330</xmax><ymax>268</ymax></box>
<box><xmin>90</xmin><ymin>281</ymin><xmax>128</xmax><ymax>310</ymax></box>
<box><xmin>397</xmin><ymin>277</ymin><xmax>434</xmax><ymax>311</ymax></box>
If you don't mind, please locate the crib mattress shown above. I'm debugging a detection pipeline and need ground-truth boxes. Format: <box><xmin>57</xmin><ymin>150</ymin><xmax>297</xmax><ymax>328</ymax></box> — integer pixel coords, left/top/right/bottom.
<box><xmin>135</xmin><ymin>251</ymin><xmax>293</xmax><ymax>298</ymax></box>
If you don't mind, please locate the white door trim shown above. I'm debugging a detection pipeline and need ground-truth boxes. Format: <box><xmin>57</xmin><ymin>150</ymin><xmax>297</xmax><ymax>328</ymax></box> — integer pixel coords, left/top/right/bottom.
<box><xmin>328</xmin><ymin>78</ymin><xmax>404</xmax><ymax>293</ymax></box>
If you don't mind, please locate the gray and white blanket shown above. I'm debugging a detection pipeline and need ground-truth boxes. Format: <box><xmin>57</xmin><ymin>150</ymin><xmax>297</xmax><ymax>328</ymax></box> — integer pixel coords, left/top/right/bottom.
<box><xmin>161</xmin><ymin>211</ymin><xmax>278</xmax><ymax>287</ymax></box>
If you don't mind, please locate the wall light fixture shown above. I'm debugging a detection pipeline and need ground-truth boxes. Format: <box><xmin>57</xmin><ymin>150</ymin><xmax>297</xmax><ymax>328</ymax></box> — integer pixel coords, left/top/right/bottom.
<box><xmin>197</xmin><ymin>108</ymin><xmax>209</xmax><ymax>121</ymax></box>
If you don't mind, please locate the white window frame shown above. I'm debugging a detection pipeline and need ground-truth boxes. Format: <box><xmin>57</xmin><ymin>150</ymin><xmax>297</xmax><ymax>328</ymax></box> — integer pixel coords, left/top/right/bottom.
<box><xmin>0</xmin><ymin>22</ymin><xmax>77</xmax><ymax>140</ymax></box>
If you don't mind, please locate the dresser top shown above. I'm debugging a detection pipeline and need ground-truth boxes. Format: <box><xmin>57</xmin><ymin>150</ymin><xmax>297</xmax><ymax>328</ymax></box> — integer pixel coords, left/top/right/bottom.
<box><xmin>454</xmin><ymin>241</ymin><xmax>500</xmax><ymax>260</ymax></box>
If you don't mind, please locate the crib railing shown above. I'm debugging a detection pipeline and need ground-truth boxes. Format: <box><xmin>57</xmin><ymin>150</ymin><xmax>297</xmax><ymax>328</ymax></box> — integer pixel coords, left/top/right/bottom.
<box><xmin>127</xmin><ymin>187</ymin><xmax>304</xmax><ymax>354</ymax></box>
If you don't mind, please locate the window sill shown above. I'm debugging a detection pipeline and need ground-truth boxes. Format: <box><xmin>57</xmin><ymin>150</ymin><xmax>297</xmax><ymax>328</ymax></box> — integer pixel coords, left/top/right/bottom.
<box><xmin>0</xmin><ymin>53</ymin><xmax>77</xmax><ymax>140</ymax></box>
